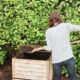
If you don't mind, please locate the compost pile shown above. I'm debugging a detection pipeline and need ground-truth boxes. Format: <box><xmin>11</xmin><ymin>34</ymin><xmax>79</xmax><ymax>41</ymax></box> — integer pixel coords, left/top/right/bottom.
<box><xmin>18</xmin><ymin>45</ymin><xmax>51</xmax><ymax>60</ymax></box>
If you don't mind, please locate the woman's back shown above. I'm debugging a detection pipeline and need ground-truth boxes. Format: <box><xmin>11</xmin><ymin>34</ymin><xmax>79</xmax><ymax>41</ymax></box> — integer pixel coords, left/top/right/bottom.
<box><xmin>46</xmin><ymin>23</ymin><xmax>79</xmax><ymax>63</ymax></box>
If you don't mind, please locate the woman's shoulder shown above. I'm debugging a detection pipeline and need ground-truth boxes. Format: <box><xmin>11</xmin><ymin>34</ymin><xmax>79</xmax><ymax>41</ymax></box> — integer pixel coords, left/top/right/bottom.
<box><xmin>46</xmin><ymin>28</ymin><xmax>50</xmax><ymax>34</ymax></box>
<box><xmin>61</xmin><ymin>22</ymin><xmax>72</xmax><ymax>26</ymax></box>
<box><xmin>46</xmin><ymin>23</ymin><xmax>71</xmax><ymax>33</ymax></box>
<box><xmin>45</xmin><ymin>28</ymin><xmax>53</xmax><ymax>36</ymax></box>
<box><xmin>60</xmin><ymin>22</ymin><xmax>70</xmax><ymax>25</ymax></box>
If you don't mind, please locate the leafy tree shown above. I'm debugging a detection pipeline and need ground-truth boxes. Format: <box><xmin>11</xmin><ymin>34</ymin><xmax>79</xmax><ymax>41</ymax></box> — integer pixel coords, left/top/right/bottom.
<box><xmin>0</xmin><ymin>0</ymin><xmax>80</xmax><ymax>77</ymax></box>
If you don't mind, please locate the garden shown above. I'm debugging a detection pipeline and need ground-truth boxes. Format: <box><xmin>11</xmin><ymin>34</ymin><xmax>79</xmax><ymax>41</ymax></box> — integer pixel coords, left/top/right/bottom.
<box><xmin>0</xmin><ymin>0</ymin><xmax>80</xmax><ymax>80</ymax></box>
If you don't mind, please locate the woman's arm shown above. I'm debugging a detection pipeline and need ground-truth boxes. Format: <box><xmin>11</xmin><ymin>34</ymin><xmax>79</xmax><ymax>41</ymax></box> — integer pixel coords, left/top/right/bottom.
<box><xmin>32</xmin><ymin>30</ymin><xmax>52</xmax><ymax>53</ymax></box>
<box><xmin>45</xmin><ymin>30</ymin><xmax>52</xmax><ymax>51</ymax></box>
<box><xmin>67</xmin><ymin>23</ymin><xmax>80</xmax><ymax>32</ymax></box>
<box><xmin>32</xmin><ymin>46</ymin><xmax>51</xmax><ymax>53</ymax></box>
<box><xmin>31</xmin><ymin>46</ymin><xmax>50</xmax><ymax>53</ymax></box>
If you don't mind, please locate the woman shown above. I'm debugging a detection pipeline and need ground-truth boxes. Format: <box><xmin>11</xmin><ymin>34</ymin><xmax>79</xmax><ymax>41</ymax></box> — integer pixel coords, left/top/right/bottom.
<box><xmin>32</xmin><ymin>11</ymin><xmax>80</xmax><ymax>80</ymax></box>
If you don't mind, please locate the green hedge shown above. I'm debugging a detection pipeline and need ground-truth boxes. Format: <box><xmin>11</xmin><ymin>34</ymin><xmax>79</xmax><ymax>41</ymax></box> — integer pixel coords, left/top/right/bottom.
<box><xmin>0</xmin><ymin>0</ymin><xmax>80</xmax><ymax>77</ymax></box>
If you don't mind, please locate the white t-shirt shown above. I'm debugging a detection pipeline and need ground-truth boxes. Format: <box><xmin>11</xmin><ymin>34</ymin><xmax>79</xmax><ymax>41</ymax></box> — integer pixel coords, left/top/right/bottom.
<box><xmin>45</xmin><ymin>23</ymin><xmax>80</xmax><ymax>64</ymax></box>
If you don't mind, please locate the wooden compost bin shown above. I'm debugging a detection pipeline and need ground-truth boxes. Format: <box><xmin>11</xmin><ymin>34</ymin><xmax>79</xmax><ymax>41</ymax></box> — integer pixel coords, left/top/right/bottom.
<box><xmin>12</xmin><ymin>47</ymin><xmax>53</xmax><ymax>80</ymax></box>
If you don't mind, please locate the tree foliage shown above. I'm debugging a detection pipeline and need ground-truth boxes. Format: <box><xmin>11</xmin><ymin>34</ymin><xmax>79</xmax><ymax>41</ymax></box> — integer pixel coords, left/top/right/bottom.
<box><xmin>0</xmin><ymin>0</ymin><xmax>80</xmax><ymax>77</ymax></box>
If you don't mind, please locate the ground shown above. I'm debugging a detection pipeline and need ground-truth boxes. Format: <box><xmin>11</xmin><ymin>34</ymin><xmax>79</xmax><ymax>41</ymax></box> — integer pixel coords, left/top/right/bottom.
<box><xmin>0</xmin><ymin>63</ymin><xmax>12</xmax><ymax>80</ymax></box>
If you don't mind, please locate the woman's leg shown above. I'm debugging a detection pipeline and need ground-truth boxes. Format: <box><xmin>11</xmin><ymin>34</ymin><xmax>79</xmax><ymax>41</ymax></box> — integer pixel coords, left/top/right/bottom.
<box><xmin>53</xmin><ymin>63</ymin><xmax>62</xmax><ymax>80</ymax></box>
<box><xmin>64</xmin><ymin>58</ymin><xmax>77</xmax><ymax>80</ymax></box>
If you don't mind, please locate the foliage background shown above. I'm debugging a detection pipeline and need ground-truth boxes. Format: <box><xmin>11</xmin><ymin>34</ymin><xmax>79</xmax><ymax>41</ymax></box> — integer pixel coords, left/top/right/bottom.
<box><xmin>0</xmin><ymin>0</ymin><xmax>80</xmax><ymax>77</ymax></box>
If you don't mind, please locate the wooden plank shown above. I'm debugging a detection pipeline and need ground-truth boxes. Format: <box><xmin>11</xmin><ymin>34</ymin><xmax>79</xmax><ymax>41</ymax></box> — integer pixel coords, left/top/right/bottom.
<box><xmin>14</xmin><ymin>67</ymin><xmax>46</xmax><ymax>72</ymax></box>
<box><xmin>13</xmin><ymin>74</ymin><xmax>46</xmax><ymax>80</ymax></box>
<box><xmin>14</xmin><ymin>63</ymin><xmax>47</xmax><ymax>68</ymax></box>
<box><xmin>13</xmin><ymin>71</ymin><xmax>46</xmax><ymax>76</ymax></box>
<box><xmin>50</xmin><ymin>56</ymin><xmax>53</xmax><ymax>80</ymax></box>
<box><xmin>46</xmin><ymin>56</ymin><xmax>50</xmax><ymax>80</ymax></box>
<box><xmin>46</xmin><ymin>63</ymin><xmax>49</xmax><ymax>80</ymax></box>
<box><xmin>13</xmin><ymin>73</ymin><xmax>46</xmax><ymax>77</ymax></box>
<box><xmin>13</xmin><ymin>58</ymin><xmax>48</xmax><ymax>65</ymax></box>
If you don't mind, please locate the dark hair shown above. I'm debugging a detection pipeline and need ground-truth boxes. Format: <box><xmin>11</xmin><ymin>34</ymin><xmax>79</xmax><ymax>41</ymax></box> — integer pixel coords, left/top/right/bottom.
<box><xmin>49</xmin><ymin>11</ymin><xmax>62</xmax><ymax>28</ymax></box>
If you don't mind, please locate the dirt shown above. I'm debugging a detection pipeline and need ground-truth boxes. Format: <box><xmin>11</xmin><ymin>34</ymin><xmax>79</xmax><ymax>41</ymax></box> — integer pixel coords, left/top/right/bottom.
<box><xmin>0</xmin><ymin>63</ymin><xmax>12</xmax><ymax>80</ymax></box>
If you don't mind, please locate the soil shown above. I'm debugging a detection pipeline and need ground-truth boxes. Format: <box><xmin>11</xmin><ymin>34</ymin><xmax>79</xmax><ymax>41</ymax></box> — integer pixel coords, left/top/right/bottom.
<box><xmin>0</xmin><ymin>61</ymin><xmax>12</xmax><ymax>80</ymax></box>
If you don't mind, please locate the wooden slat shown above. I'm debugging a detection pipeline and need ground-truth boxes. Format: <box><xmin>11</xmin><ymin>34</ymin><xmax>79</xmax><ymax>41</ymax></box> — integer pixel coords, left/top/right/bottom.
<box><xmin>13</xmin><ymin>74</ymin><xmax>46</xmax><ymax>80</ymax></box>
<box><xmin>14</xmin><ymin>68</ymin><xmax>46</xmax><ymax>73</ymax></box>
<box><xmin>13</xmin><ymin>73</ymin><xmax>46</xmax><ymax>78</ymax></box>
<box><xmin>13</xmin><ymin>58</ymin><xmax>48</xmax><ymax>65</ymax></box>
<box><xmin>13</xmin><ymin>71</ymin><xmax>46</xmax><ymax>76</ymax></box>
<box><xmin>14</xmin><ymin>63</ymin><xmax>47</xmax><ymax>68</ymax></box>
<box><xmin>50</xmin><ymin>56</ymin><xmax>53</xmax><ymax>80</ymax></box>
<box><xmin>46</xmin><ymin>56</ymin><xmax>52</xmax><ymax>80</ymax></box>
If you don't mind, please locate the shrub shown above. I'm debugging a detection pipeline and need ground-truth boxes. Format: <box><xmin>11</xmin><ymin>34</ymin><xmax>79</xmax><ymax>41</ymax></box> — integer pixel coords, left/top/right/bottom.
<box><xmin>0</xmin><ymin>0</ymin><xmax>80</xmax><ymax>77</ymax></box>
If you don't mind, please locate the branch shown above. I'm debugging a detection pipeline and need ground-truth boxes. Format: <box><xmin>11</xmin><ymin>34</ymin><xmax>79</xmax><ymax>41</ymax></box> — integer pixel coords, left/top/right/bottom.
<box><xmin>71</xmin><ymin>40</ymin><xmax>80</xmax><ymax>44</ymax></box>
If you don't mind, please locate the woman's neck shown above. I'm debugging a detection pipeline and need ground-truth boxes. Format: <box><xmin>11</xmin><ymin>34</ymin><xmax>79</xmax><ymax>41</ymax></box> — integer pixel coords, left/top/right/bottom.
<box><xmin>54</xmin><ymin>23</ymin><xmax>59</xmax><ymax>26</ymax></box>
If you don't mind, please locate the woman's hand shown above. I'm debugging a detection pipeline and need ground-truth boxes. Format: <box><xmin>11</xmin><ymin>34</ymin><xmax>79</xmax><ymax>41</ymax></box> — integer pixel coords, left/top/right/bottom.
<box><xmin>32</xmin><ymin>47</ymin><xmax>44</xmax><ymax>53</ymax></box>
<box><xmin>31</xmin><ymin>46</ymin><xmax>51</xmax><ymax>53</ymax></box>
